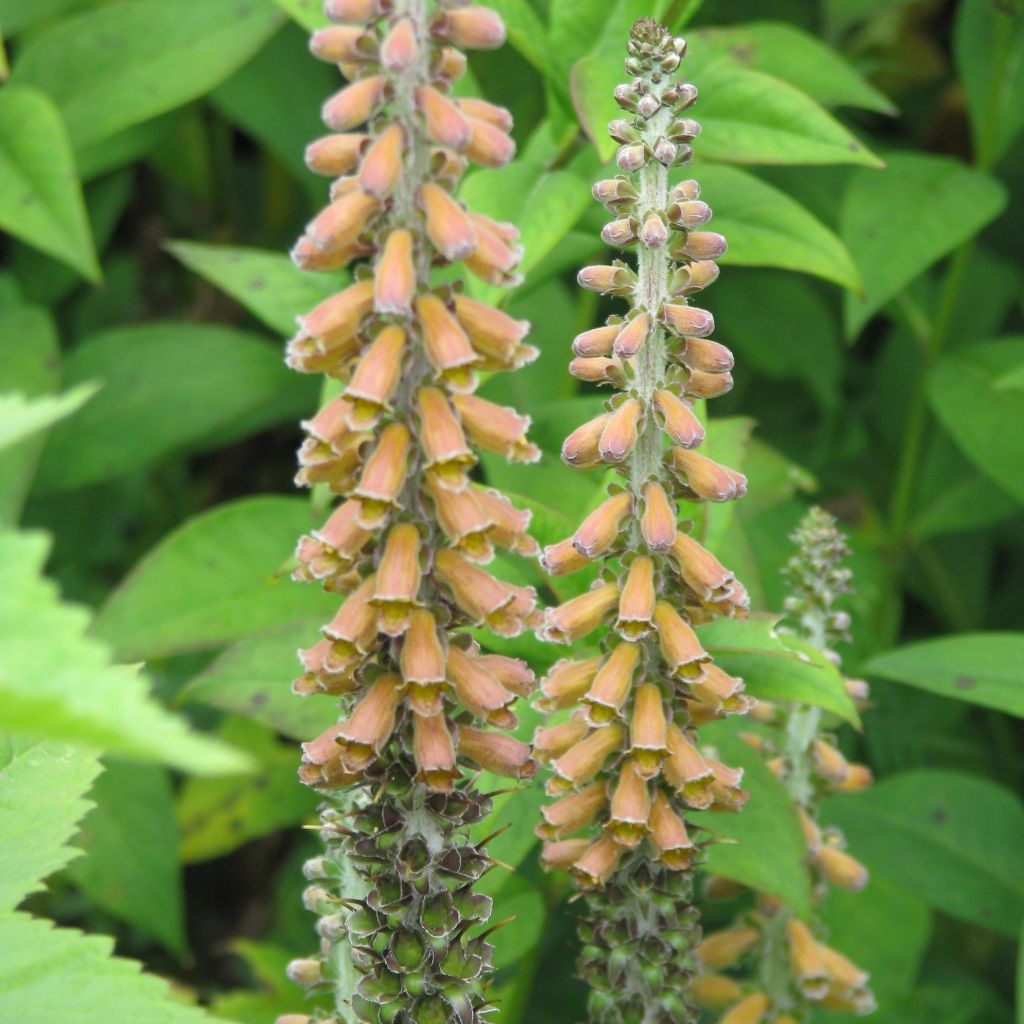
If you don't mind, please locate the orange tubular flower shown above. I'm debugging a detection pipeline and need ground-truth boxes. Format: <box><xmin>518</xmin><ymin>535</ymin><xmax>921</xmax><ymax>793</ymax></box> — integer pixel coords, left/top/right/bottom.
<box><xmin>533</xmin><ymin>19</ymin><xmax>754</xmax><ymax>1023</ymax></box>
<box><xmin>282</xmin><ymin>5</ymin><xmax>538</xmax><ymax>1023</ymax></box>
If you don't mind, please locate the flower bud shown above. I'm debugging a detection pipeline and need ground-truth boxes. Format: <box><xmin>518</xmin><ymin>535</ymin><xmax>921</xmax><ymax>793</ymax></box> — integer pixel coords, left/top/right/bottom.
<box><xmin>578</xmin><ymin>264</ymin><xmax>636</xmax><ymax>296</ymax></box>
<box><xmin>432</xmin><ymin>6</ymin><xmax>506</xmax><ymax>50</ymax></box>
<box><xmin>599</xmin><ymin>397</ymin><xmax>642</xmax><ymax>464</ymax></box>
<box><xmin>816</xmin><ymin>844</ymin><xmax>869</xmax><ymax>892</ymax></box>
<box><xmin>690</xmin><ymin>973</ymin><xmax>743</xmax><ymax>1010</ymax></box>
<box><xmin>570</xmin><ymin>834</ymin><xmax>626</xmax><ymax>889</ymax></box>
<box><xmin>447</xmin><ymin>645</ymin><xmax>515</xmax><ymax>727</ymax></box>
<box><xmin>640</xmin><ymin>481</ymin><xmax>675</xmax><ymax>552</ymax></box>
<box><xmin>324</xmin><ymin>0</ymin><xmax>383</xmax><ymax>22</ymax></box>
<box><xmin>573</xmin><ymin>491</ymin><xmax>632</xmax><ymax>557</ymax></box>
<box><xmin>786</xmin><ymin>918</ymin><xmax>829</xmax><ymax>998</ymax></box>
<box><xmin>452</xmin><ymin>394</ymin><xmax>539</xmax><ymax>462</ymax></box>
<box><xmin>685</xmin><ymin>368</ymin><xmax>734</xmax><ymax>400</ymax></box>
<box><xmin>549</xmin><ymin>723</ymin><xmax>625</xmax><ymax>789</ymax></box>
<box><xmin>333</xmin><ymin>672</ymin><xmax>404</xmax><ymax>770</ymax></box>
<box><xmin>593</xmin><ymin>177</ymin><xmax>639</xmax><ymax>211</ymax></box>
<box><xmin>321</xmin><ymin>576</ymin><xmax>379</xmax><ymax>660</ymax></box>
<box><xmin>570</xmin><ymin>357</ymin><xmax>626</xmax><ymax>387</ymax></box>
<box><xmin>616</xmin><ymin>556</ymin><xmax>656</xmax><ymax>639</ymax></box>
<box><xmin>540</xmin><ymin>582</ymin><xmax>618</xmax><ymax>644</ymax></box>
<box><xmin>613</xmin><ymin>312</ymin><xmax>650</xmax><ymax>359</ymax></box>
<box><xmin>640</xmin><ymin>212</ymin><xmax>669</xmax><ymax>248</ymax></box>
<box><xmin>629</xmin><ymin>684</ymin><xmax>669</xmax><ymax>777</ymax></box>
<box><xmin>286</xmin><ymin>958</ymin><xmax>324</xmax><ymax>989</ymax></box>
<box><xmin>654</xmin><ymin>389</ymin><xmax>704</xmax><ymax>448</ymax></box>
<box><xmin>305</xmin><ymin>190</ymin><xmax>381</xmax><ymax>253</ymax></box>
<box><xmin>541</xmin><ymin>538</ymin><xmax>590</xmax><ymax>576</ymax></box>
<box><xmin>653</xmin><ymin>138</ymin><xmax>677</xmax><ymax>165</ymax></box>
<box><xmin>662</xmin><ymin>302</ymin><xmax>715</xmax><ymax>338</ymax></box>
<box><xmin>412</xmin><ymin>712</ymin><xmax>459</xmax><ymax>792</ymax></box>
<box><xmin>539</xmin><ymin>657</ymin><xmax>601</xmax><ymax>712</ymax></box>
<box><xmin>834</xmin><ymin>762</ymin><xmax>873</xmax><ymax>792</ymax></box>
<box><xmin>435</xmin><ymin>549</ymin><xmax>535</xmax><ymax>636</ymax></box>
<box><xmin>310</xmin><ymin>25</ymin><xmax>375</xmax><ymax>64</ymax></box>
<box><xmin>573</xmin><ymin>323</ymin><xmax>619</xmax><ymax>357</ymax></box>
<box><xmin>419</xmin><ymin>181</ymin><xmax>476</xmax><ymax>261</ymax></box>
<box><xmin>617</xmin><ymin>142</ymin><xmax>647</xmax><ymax>172</ymax></box>
<box><xmin>416</xmin><ymin>86</ymin><xmax>471</xmax><ymax>150</ymax></box>
<box><xmin>416</xmin><ymin>293</ymin><xmax>480</xmax><ymax>392</ymax></box>
<box><xmin>606</xmin><ymin>759</ymin><xmax>651</xmax><ymax>847</ymax></box>
<box><xmin>537</xmin><ymin>782</ymin><xmax>607</xmax><ymax>840</ymax></box>
<box><xmin>372</xmin><ymin>524</ymin><xmax>422</xmax><ymax>636</ymax></box>
<box><xmin>540</xmin><ymin>838</ymin><xmax>590</xmax><ymax>872</ymax></box>
<box><xmin>473</xmin><ymin>487</ymin><xmax>537</xmax><ymax>556</ymax></box>
<box><xmin>358</xmin><ymin>123</ymin><xmax>404</xmax><ymax>199</ymax></box>
<box><xmin>667</xmin><ymin>199</ymin><xmax>712</xmax><ymax>229</ymax></box>
<box><xmin>457</xmin><ymin>97</ymin><xmax>513</xmax><ymax>131</ymax></box>
<box><xmin>427</xmin><ymin>480</ymin><xmax>492</xmax><ymax>562</ymax></box>
<box><xmin>696</xmin><ymin>926</ymin><xmax>759</xmax><ymax>969</ymax></box>
<box><xmin>344</xmin><ymin>326</ymin><xmax>406</xmax><ymax>427</ymax></box>
<box><xmin>322</xmin><ymin>75</ymin><xmax>387</xmax><ymax>131</ymax></box>
<box><xmin>417</xmin><ymin>386</ymin><xmax>474</xmax><ymax>490</ymax></box>
<box><xmin>649</xmin><ymin>790</ymin><xmax>696</xmax><ymax>869</ymax></box>
<box><xmin>654</xmin><ymin>601</ymin><xmax>709</xmax><ymax>680</ymax></box>
<box><xmin>354</xmin><ymin>423</ymin><xmax>410</xmax><ymax>527</ymax></box>
<box><xmin>562</xmin><ymin>413</ymin><xmax>611</xmax><ymax>469</ymax></box>
<box><xmin>534</xmin><ymin>719</ymin><xmax>589</xmax><ymax>762</ymax></box>
<box><xmin>812</xmin><ymin>737</ymin><xmax>850</xmax><ymax>784</ymax></box>
<box><xmin>453</xmin><ymin>294</ymin><xmax>530</xmax><ymax>365</ymax></box>
<box><xmin>465</xmin><ymin>116</ymin><xmax>516</xmax><ymax>167</ymax></box>
<box><xmin>602</xmin><ymin>217</ymin><xmax>638</xmax><ymax>247</ymax></box>
<box><xmin>720</xmin><ymin>992</ymin><xmax>768</xmax><ymax>1024</ymax></box>
<box><xmin>458</xmin><ymin>727</ymin><xmax>535</xmax><ymax>779</ymax></box>
<box><xmin>373</xmin><ymin>229</ymin><xmax>416</xmax><ymax>315</ymax></box>
<box><xmin>380</xmin><ymin>16</ymin><xmax>418</xmax><ymax>70</ymax></box>
<box><xmin>583</xmin><ymin>642</ymin><xmax>641</xmax><ymax>724</ymax></box>
<box><xmin>663</xmin><ymin>723</ymin><xmax>713</xmax><ymax>807</ymax></box>
<box><xmin>671</xmin><ymin>448</ymin><xmax>747</xmax><ymax>502</ymax></box>
<box><xmin>305</xmin><ymin>133</ymin><xmax>368</xmax><ymax>176</ymax></box>
<box><xmin>680</xmin><ymin>336</ymin><xmax>734</xmax><ymax>373</ymax></box>
<box><xmin>464</xmin><ymin>213</ymin><xmax>523</xmax><ymax>285</ymax></box>
<box><xmin>679</xmin><ymin>231</ymin><xmax>728</xmax><ymax>260</ymax></box>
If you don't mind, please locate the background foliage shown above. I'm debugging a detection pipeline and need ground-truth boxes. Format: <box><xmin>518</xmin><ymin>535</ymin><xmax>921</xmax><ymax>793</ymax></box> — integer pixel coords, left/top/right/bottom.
<box><xmin>1</xmin><ymin>0</ymin><xmax>1022</xmax><ymax>1021</ymax></box>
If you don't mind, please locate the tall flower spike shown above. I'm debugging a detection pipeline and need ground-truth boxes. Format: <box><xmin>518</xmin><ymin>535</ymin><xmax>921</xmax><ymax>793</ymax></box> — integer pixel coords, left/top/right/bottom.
<box><xmin>695</xmin><ymin>508</ymin><xmax>876</xmax><ymax>1020</ymax></box>
<box><xmin>535</xmin><ymin>20</ymin><xmax>752</xmax><ymax>1023</ymax></box>
<box><xmin>283</xmin><ymin>4</ymin><xmax>539</xmax><ymax>1023</ymax></box>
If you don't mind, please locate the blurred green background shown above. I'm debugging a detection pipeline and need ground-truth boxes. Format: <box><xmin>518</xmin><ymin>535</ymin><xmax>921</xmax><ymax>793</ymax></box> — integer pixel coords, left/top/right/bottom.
<box><xmin>0</xmin><ymin>0</ymin><xmax>1022</xmax><ymax>1022</ymax></box>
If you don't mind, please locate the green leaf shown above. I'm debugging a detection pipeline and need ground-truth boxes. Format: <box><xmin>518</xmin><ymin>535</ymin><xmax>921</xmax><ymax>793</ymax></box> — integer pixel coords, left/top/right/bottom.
<box><xmin>167</xmin><ymin>241</ymin><xmax>338</xmax><ymax>336</ymax></box>
<box><xmin>267</xmin><ymin>0</ymin><xmax>327</xmax><ymax>31</ymax></box>
<box><xmin>693</xmin><ymin>162</ymin><xmax>861</xmax><ymax>291</ymax></box>
<box><xmin>0</xmin><ymin>529</ymin><xmax>250</xmax><ymax>775</ymax></box>
<box><xmin>0</xmin><ymin>912</ymin><xmax>216</xmax><ymax>1024</ymax></box>
<box><xmin>1018</xmin><ymin>917</ymin><xmax>1024</xmax><ymax>1024</ymax></box>
<box><xmin>0</xmin><ymin>87</ymin><xmax>99</xmax><ymax>281</ymax></box>
<box><xmin>482</xmin><ymin>0</ymin><xmax>551</xmax><ymax>75</ymax></box>
<box><xmin>823</xmin><ymin>770</ymin><xmax>1024</xmax><ymax>937</ymax></box>
<box><xmin>177</xmin><ymin>718</ymin><xmax>316</xmax><ymax>863</ymax></box>
<box><xmin>93</xmin><ymin>497</ymin><xmax>337</xmax><ymax>661</ymax></box>
<box><xmin>695</xmin><ymin>22</ymin><xmax>896</xmax><ymax>115</ymax></box>
<box><xmin>819</xmin><ymin>874</ymin><xmax>931</xmax><ymax>1007</ymax></box>
<box><xmin>698</xmin><ymin>615</ymin><xmax>860</xmax><ymax>726</ymax></box>
<box><xmin>9</xmin><ymin>0</ymin><xmax>282</xmax><ymax>151</ymax></box>
<box><xmin>34</xmin><ymin>323</ymin><xmax>314</xmax><ymax>493</ymax></box>
<box><xmin>488</xmin><ymin>877</ymin><xmax>546</xmax><ymax>972</ymax></box>
<box><xmin>841</xmin><ymin>154</ymin><xmax>1007</xmax><ymax>336</ymax></box>
<box><xmin>0</xmin><ymin>735</ymin><xmax>102</xmax><ymax>914</ymax></box>
<box><xmin>180</xmin><ymin>620</ymin><xmax>337</xmax><ymax>742</ymax></box>
<box><xmin>866</xmin><ymin>633</ymin><xmax>1024</xmax><ymax>718</ymax></box>
<box><xmin>927</xmin><ymin>338</ymin><xmax>1024</xmax><ymax>503</ymax></box>
<box><xmin>955</xmin><ymin>0</ymin><xmax>1024</xmax><ymax>167</ymax></box>
<box><xmin>0</xmin><ymin>0</ymin><xmax>93</xmax><ymax>36</ymax></box>
<box><xmin>693</xmin><ymin>718</ymin><xmax>811</xmax><ymax>917</ymax></box>
<box><xmin>0</xmin><ymin>384</ymin><xmax>98</xmax><ymax>455</ymax></box>
<box><xmin>67</xmin><ymin>762</ymin><xmax>186</xmax><ymax>955</ymax></box>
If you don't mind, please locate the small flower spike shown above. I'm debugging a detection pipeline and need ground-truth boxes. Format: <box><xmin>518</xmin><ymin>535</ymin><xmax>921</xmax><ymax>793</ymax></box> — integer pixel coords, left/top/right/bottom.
<box><xmin>282</xmin><ymin>4</ymin><xmax>538</xmax><ymax>1024</ymax></box>
<box><xmin>695</xmin><ymin>508</ymin><xmax>876</xmax><ymax>1021</ymax></box>
<box><xmin>534</xmin><ymin>20</ymin><xmax>752</xmax><ymax>1023</ymax></box>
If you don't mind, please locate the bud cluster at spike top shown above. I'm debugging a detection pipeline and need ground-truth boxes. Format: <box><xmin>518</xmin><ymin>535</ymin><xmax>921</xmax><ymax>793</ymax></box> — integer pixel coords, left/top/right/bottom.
<box><xmin>279</xmin><ymin>2</ymin><xmax>542</xmax><ymax>1022</ymax></box>
<box><xmin>694</xmin><ymin>509</ymin><xmax>876</xmax><ymax>1024</ymax></box>
<box><xmin>533</xmin><ymin>20</ymin><xmax>753</xmax><ymax>1023</ymax></box>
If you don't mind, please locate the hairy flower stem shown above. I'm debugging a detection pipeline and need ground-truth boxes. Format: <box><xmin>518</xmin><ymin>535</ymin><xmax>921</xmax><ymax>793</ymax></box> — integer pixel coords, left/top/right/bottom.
<box><xmin>695</xmin><ymin>508</ymin><xmax>875</xmax><ymax>1022</ymax></box>
<box><xmin>535</xmin><ymin>20</ymin><xmax>753</xmax><ymax>1024</ymax></box>
<box><xmin>280</xmin><ymin>3</ymin><xmax>544</xmax><ymax>1022</ymax></box>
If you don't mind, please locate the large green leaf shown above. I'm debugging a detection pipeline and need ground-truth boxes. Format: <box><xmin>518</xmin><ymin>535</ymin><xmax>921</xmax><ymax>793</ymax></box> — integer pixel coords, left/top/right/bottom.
<box><xmin>867</xmin><ymin>633</ymin><xmax>1024</xmax><ymax>718</ymax></box>
<box><xmin>93</xmin><ymin>497</ymin><xmax>337</xmax><ymax>661</ymax></box>
<box><xmin>0</xmin><ymin>87</ymin><xmax>98</xmax><ymax>281</ymax></box>
<box><xmin>694</xmin><ymin>22</ymin><xmax>896</xmax><ymax>115</ymax></box>
<box><xmin>9</xmin><ymin>0</ymin><xmax>280</xmax><ymax>149</ymax></box>
<box><xmin>0</xmin><ymin>913</ymin><xmax>216</xmax><ymax>1024</ymax></box>
<box><xmin>841</xmin><ymin>154</ymin><xmax>1007</xmax><ymax>336</ymax></box>
<box><xmin>0</xmin><ymin>735</ymin><xmax>102</xmax><ymax>914</ymax></box>
<box><xmin>955</xmin><ymin>0</ymin><xmax>1024</xmax><ymax>167</ymax></box>
<box><xmin>927</xmin><ymin>338</ymin><xmax>1024</xmax><ymax>504</ymax></box>
<box><xmin>177</xmin><ymin>718</ymin><xmax>316</xmax><ymax>863</ymax></box>
<box><xmin>267</xmin><ymin>0</ymin><xmax>327</xmax><ymax>30</ymax></box>
<box><xmin>694</xmin><ymin>162</ymin><xmax>861</xmax><ymax>291</ymax></box>
<box><xmin>9</xmin><ymin>0</ymin><xmax>282</xmax><ymax>150</ymax></box>
<box><xmin>180</xmin><ymin>620</ymin><xmax>337</xmax><ymax>742</ymax></box>
<box><xmin>693</xmin><ymin>718</ymin><xmax>811</xmax><ymax>917</ymax></box>
<box><xmin>698</xmin><ymin>616</ymin><xmax>860</xmax><ymax>726</ymax></box>
<box><xmin>34</xmin><ymin>323</ymin><xmax>314</xmax><ymax>493</ymax></box>
<box><xmin>0</xmin><ymin>0</ymin><xmax>93</xmax><ymax>35</ymax></box>
<box><xmin>0</xmin><ymin>530</ymin><xmax>249</xmax><ymax>775</ymax></box>
<box><xmin>167</xmin><ymin>241</ymin><xmax>338</xmax><ymax>336</ymax></box>
<box><xmin>68</xmin><ymin>762</ymin><xmax>186</xmax><ymax>955</ymax></box>
<box><xmin>824</xmin><ymin>770</ymin><xmax>1024</xmax><ymax>937</ymax></box>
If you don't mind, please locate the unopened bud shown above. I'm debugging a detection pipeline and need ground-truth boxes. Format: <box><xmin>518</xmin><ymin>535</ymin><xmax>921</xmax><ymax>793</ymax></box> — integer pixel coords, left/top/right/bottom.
<box><xmin>653</xmin><ymin>138</ymin><xmax>677</xmax><ymax>165</ymax></box>
<box><xmin>617</xmin><ymin>142</ymin><xmax>648</xmax><ymax>172</ymax></box>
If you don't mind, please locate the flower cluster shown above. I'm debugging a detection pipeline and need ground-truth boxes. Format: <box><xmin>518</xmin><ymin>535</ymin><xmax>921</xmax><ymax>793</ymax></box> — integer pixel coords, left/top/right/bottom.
<box><xmin>533</xmin><ymin>19</ymin><xmax>752</xmax><ymax>1023</ymax></box>
<box><xmin>279</xmin><ymin>2</ymin><xmax>541</xmax><ymax>1022</ymax></box>
<box><xmin>693</xmin><ymin>508</ymin><xmax>876</xmax><ymax>1023</ymax></box>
